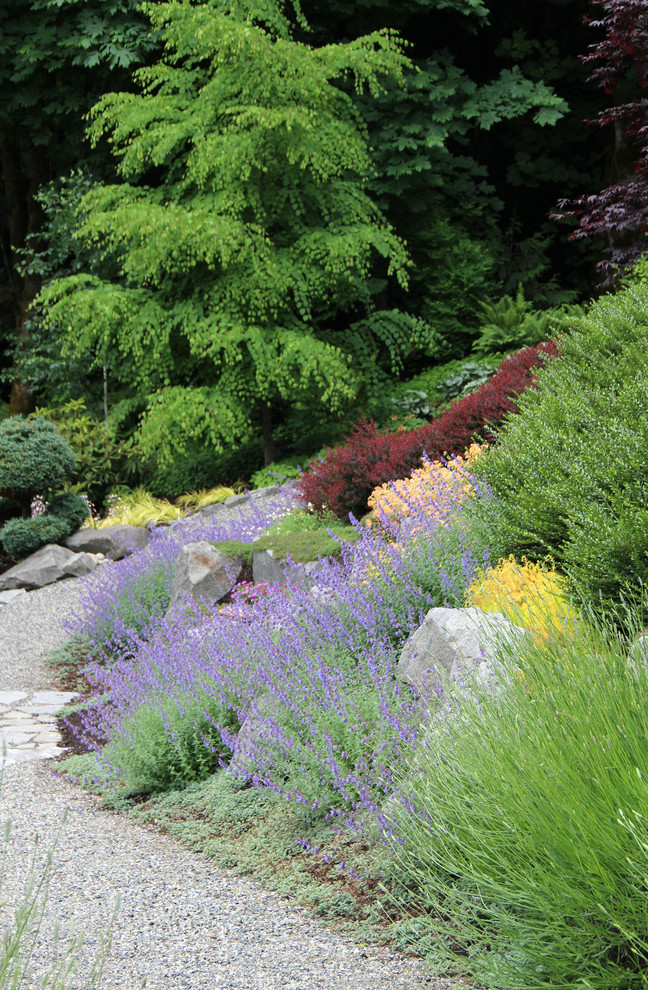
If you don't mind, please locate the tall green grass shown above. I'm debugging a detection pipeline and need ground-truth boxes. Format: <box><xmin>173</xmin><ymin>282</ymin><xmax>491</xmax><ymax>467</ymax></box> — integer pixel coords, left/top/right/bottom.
<box><xmin>391</xmin><ymin>610</ymin><xmax>648</xmax><ymax>989</ymax></box>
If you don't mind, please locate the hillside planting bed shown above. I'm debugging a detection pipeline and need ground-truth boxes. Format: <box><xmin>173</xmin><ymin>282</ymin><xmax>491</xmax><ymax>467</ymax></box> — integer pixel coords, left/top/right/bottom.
<box><xmin>51</xmin><ymin>282</ymin><xmax>648</xmax><ymax>989</ymax></box>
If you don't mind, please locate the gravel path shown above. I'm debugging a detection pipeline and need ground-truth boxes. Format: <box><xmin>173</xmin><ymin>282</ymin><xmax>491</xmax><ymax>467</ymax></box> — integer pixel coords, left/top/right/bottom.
<box><xmin>0</xmin><ymin>578</ymin><xmax>83</xmax><ymax>690</ymax></box>
<box><xmin>0</xmin><ymin>568</ymin><xmax>462</xmax><ymax>989</ymax></box>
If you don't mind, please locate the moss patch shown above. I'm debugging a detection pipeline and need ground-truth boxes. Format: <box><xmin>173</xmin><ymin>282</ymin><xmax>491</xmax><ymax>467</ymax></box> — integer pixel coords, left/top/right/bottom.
<box><xmin>253</xmin><ymin>527</ymin><xmax>358</xmax><ymax>564</ymax></box>
<box><xmin>211</xmin><ymin>527</ymin><xmax>358</xmax><ymax>568</ymax></box>
<box><xmin>209</xmin><ymin>540</ymin><xmax>256</xmax><ymax>566</ymax></box>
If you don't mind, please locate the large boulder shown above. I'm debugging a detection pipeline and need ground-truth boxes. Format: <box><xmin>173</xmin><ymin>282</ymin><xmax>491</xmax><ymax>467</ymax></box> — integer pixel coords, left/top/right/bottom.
<box><xmin>166</xmin><ymin>541</ymin><xmax>244</xmax><ymax>614</ymax></box>
<box><xmin>398</xmin><ymin>606</ymin><xmax>530</xmax><ymax>702</ymax></box>
<box><xmin>0</xmin><ymin>544</ymin><xmax>98</xmax><ymax>591</ymax></box>
<box><xmin>65</xmin><ymin>524</ymin><xmax>149</xmax><ymax>560</ymax></box>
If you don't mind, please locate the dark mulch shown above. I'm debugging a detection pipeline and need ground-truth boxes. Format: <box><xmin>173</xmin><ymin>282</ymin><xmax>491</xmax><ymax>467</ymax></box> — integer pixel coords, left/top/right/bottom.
<box><xmin>216</xmin><ymin>561</ymin><xmax>254</xmax><ymax>605</ymax></box>
<box><xmin>55</xmin><ymin>706</ymin><xmax>108</xmax><ymax>758</ymax></box>
<box><xmin>0</xmin><ymin>551</ymin><xmax>17</xmax><ymax>576</ymax></box>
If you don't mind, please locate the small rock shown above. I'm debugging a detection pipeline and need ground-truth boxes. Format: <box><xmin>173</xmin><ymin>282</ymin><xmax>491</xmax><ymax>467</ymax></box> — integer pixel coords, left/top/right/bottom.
<box><xmin>196</xmin><ymin>502</ymin><xmax>229</xmax><ymax>519</ymax></box>
<box><xmin>65</xmin><ymin>524</ymin><xmax>149</xmax><ymax>560</ymax></box>
<box><xmin>252</xmin><ymin>549</ymin><xmax>318</xmax><ymax>591</ymax></box>
<box><xmin>0</xmin><ymin>589</ymin><xmax>29</xmax><ymax>605</ymax></box>
<box><xmin>224</xmin><ymin>493</ymin><xmax>249</xmax><ymax>508</ymax></box>
<box><xmin>252</xmin><ymin>549</ymin><xmax>287</xmax><ymax>587</ymax></box>
<box><xmin>250</xmin><ymin>486</ymin><xmax>278</xmax><ymax>500</ymax></box>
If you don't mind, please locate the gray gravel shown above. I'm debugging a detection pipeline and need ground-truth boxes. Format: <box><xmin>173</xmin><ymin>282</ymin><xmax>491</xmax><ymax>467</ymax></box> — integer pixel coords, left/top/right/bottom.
<box><xmin>0</xmin><ymin>761</ymin><xmax>452</xmax><ymax>989</ymax></box>
<box><xmin>0</xmin><ymin>554</ymin><xmax>462</xmax><ymax>989</ymax></box>
<box><xmin>0</xmin><ymin>578</ymin><xmax>84</xmax><ymax>690</ymax></box>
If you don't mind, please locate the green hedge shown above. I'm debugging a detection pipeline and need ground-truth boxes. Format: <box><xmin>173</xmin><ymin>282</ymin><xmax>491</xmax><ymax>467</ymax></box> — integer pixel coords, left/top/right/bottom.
<box><xmin>480</xmin><ymin>280</ymin><xmax>648</xmax><ymax>611</ymax></box>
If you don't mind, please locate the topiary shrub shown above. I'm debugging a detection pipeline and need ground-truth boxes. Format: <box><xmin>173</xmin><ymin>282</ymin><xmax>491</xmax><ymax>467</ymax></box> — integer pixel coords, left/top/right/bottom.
<box><xmin>0</xmin><ymin>416</ymin><xmax>76</xmax><ymax>516</ymax></box>
<box><xmin>479</xmin><ymin>281</ymin><xmax>648</xmax><ymax>614</ymax></box>
<box><xmin>0</xmin><ymin>492</ymin><xmax>89</xmax><ymax>560</ymax></box>
<box><xmin>299</xmin><ymin>341</ymin><xmax>559</xmax><ymax>520</ymax></box>
<box><xmin>47</xmin><ymin>492</ymin><xmax>90</xmax><ymax>531</ymax></box>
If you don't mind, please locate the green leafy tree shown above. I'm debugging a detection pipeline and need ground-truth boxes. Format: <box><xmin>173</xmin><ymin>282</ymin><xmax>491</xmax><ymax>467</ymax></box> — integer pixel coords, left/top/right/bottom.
<box><xmin>40</xmin><ymin>0</ymin><xmax>434</xmax><ymax>468</ymax></box>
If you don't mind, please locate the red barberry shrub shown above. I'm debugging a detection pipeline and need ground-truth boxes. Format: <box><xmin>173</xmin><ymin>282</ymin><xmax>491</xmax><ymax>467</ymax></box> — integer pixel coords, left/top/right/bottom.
<box><xmin>298</xmin><ymin>341</ymin><xmax>559</xmax><ymax>520</ymax></box>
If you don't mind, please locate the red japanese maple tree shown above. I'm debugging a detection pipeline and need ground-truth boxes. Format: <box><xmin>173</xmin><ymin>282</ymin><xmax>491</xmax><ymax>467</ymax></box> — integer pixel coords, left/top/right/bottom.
<box><xmin>557</xmin><ymin>0</ymin><xmax>648</xmax><ymax>287</ymax></box>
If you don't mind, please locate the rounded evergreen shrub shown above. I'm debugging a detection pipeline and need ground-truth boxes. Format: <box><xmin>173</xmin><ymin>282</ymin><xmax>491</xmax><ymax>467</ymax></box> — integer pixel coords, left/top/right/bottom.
<box><xmin>47</xmin><ymin>492</ymin><xmax>90</xmax><ymax>531</ymax></box>
<box><xmin>0</xmin><ymin>492</ymin><xmax>89</xmax><ymax>560</ymax></box>
<box><xmin>480</xmin><ymin>281</ymin><xmax>648</xmax><ymax>611</ymax></box>
<box><xmin>0</xmin><ymin>417</ymin><xmax>76</xmax><ymax>515</ymax></box>
<box><xmin>1</xmin><ymin>514</ymin><xmax>70</xmax><ymax>559</ymax></box>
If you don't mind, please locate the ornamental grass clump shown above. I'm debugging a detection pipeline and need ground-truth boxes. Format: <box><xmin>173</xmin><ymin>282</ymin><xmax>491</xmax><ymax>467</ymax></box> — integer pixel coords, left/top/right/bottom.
<box><xmin>93</xmin><ymin>487</ymin><xmax>184</xmax><ymax>527</ymax></box>
<box><xmin>391</xmin><ymin>611</ymin><xmax>648</xmax><ymax>989</ymax></box>
<box><xmin>467</xmin><ymin>554</ymin><xmax>580</xmax><ymax>641</ymax></box>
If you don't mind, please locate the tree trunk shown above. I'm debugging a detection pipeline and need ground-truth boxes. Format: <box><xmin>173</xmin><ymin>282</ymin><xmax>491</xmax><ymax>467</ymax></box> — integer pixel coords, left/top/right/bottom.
<box><xmin>0</xmin><ymin>130</ymin><xmax>48</xmax><ymax>415</ymax></box>
<box><xmin>261</xmin><ymin>403</ymin><xmax>275</xmax><ymax>468</ymax></box>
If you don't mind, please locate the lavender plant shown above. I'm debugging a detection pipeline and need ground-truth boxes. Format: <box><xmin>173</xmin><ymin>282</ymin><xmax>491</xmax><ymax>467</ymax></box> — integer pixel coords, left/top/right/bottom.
<box><xmin>65</xmin><ymin>489</ymin><xmax>297</xmax><ymax>661</ymax></box>
<box><xmin>63</xmin><ymin>481</ymin><xmax>490</xmax><ymax>824</ymax></box>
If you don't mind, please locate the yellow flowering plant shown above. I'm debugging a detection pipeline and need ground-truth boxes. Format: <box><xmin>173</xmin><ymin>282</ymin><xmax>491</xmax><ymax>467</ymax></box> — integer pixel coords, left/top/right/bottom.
<box><xmin>467</xmin><ymin>555</ymin><xmax>580</xmax><ymax>641</ymax></box>
<box><xmin>367</xmin><ymin>443</ymin><xmax>485</xmax><ymax>533</ymax></box>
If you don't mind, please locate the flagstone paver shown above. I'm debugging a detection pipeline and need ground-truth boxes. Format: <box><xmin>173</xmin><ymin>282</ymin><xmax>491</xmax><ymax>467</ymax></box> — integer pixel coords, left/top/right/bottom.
<box><xmin>0</xmin><ymin>687</ymin><xmax>77</xmax><ymax>764</ymax></box>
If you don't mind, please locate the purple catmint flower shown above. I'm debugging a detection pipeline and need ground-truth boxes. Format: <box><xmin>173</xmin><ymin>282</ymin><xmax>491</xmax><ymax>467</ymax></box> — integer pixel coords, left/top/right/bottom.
<box><xmin>66</xmin><ymin>480</ymin><xmax>491</xmax><ymax>849</ymax></box>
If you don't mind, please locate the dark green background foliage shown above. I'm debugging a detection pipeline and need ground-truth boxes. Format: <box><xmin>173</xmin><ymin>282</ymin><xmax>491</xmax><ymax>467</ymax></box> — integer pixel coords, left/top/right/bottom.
<box><xmin>0</xmin><ymin>0</ymin><xmax>610</xmax><ymax>480</ymax></box>
<box><xmin>0</xmin><ymin>0</ymin><xmax>154</xmax><ymax>414</ymax></box>
<box><xmin>480</xmin><ymin>278</ymin><xmax>648</xmax><ymax>612</ymax></box>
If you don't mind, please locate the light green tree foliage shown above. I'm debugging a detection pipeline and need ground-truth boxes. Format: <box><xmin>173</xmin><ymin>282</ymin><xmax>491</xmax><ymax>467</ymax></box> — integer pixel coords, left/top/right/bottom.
<box><xmin>40</xmin><ymin>0</ymin><xmax>434</xmax><ymax>467</ymax></box>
